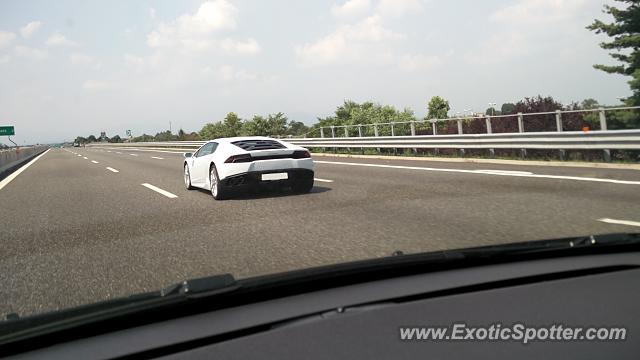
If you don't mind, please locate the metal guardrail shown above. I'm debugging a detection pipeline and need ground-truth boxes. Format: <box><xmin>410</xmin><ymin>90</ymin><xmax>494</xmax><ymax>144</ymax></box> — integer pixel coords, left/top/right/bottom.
<box><xmin>89</xmin><ymin>130</ymin><xmax>640</xmax><ymax>150</ymax></box>
<box><xmin>90</xmin><ymin>142</ymin><xmax>205</xmax><ymax>148</ymax></box>
<box><xmin>89</xmin><ymin>107</ymin><xmax>640</xmax><ymax>161</ymax></box>
<box><xmin>286</xmin><ymin>130</ymin><xmax>640</xmax><ymax>150</ymax></box>
<box><xmin>304</xmin><ymin>106</ymin><xmax>639</xmax><ymax>138</ymax></box>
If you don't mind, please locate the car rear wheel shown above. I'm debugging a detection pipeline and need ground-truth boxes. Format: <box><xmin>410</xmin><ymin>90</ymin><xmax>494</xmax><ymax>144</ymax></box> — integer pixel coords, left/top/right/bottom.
<box><xmin>209</xmin><ymin>165</ymin><xmax>228</xmax><ymax>200</ymax></box>
<box><xmin>292</xmin><ymin>176</ymin><xmax>314</xmax><ymax>194</ymax></box>
<box><xmin>184</xmin><ymin>164</ymin><xmax>194</xmax><ymax>190</ymax></box>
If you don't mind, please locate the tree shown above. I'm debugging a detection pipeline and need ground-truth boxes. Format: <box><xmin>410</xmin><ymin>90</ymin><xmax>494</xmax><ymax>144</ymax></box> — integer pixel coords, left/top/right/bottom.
<box><xmin>132</xmin><ymin>134</ymin><xmax>154</xmax><ymax>142</ymax></box>
<box><xmin>185</xmin><ymin>132</ymin><xmax>201</xmax><ymax>141</ymax></box>
<box><xmin>427</xmin><ymin>96</ymin><xmax>450</xmax><ymax>119</ymax></box>
<box><xmin>87</xmin><ymin>135</ymin><xmax>97</xmax><ymax>142</ymax></box>
<box><xmin>154</xmin><ymin>130</ymin><xmax>177</xmax><ymax>141</ymax></box>
<box><xmin>580</xmin><ymin>98</ymin><xmax>600</xmax><ymax>109</ymax></box>
<box><xmin>588</xmin><ymin>1</ymin><xmax>640</xmax><ymax>105</ymax></box>
<box><xmin>109</xmin><ymin>135</ymin><xmax>122</xmax><ymax>143</ymax></box>
<box><xmin>241</xmin><ymin>115</ymin><xmax>270</xmax><ymax>136</ymax></box>
<box><xmin>198</xmin><ymin>112</ymin><xmax>244</xmax><ymax>140</ymax></box>
<box><xmin>266</xmin><ymin>112</ymin><xmax>288</xmax><ymax>136</ymax></box>
<box><xmin>485</xmin><ymin>107</ymin><xmax>501</xmax><ymax>116</ymax></box>
<box><xmin>313</xmin><ymin>100</ymin><xmax>417</xmax><ymax>137</ymax></box>
<box><xmin>178</xmin><ymin>129</ymin><xmax>186</xmax><ymax>140</ymax></box>
<box><xmin>334</xmin><ymin>100</ymin><xmax>361</xmax><ymax>122</ymax></box>
<box><xmin>286</xmin><ymin>120</ymin><xmax>309</xmax><ymax>136</ymax></box>
<box><xmin>222</xmin><ymin>112</ymin><xmax>243</xmax><ymax>137</ymax></box>
<box><xmin>501</xmin><ymin>103</ymin><xmax>516</xmax><ymax>115</ymax></box>
<box><xmin>200</xmin><ymin>122</ymin><xmax>226</xmax><ymax>140</ymax></box>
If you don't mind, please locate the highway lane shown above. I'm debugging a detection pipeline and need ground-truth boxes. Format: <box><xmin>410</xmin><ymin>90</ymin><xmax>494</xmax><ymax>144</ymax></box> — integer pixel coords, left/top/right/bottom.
<box><xmin>1</xmin><ymin>147</ymin><xmax>640</xmax><ymax>317</ymax></box>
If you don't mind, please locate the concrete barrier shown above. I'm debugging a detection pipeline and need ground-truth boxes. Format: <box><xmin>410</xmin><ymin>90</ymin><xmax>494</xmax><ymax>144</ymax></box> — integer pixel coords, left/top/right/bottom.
<box><xmin>0</xmin><ymin>146</ymin><xmax>49</xmax><ymax>180</ymax></box>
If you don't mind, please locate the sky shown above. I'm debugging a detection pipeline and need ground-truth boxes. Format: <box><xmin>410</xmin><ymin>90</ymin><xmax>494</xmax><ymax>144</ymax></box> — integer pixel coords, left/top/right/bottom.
<box><xmin>0</xmin><ymin>0</ymin><xmax>630</xmax><ymax>144</ymax></box>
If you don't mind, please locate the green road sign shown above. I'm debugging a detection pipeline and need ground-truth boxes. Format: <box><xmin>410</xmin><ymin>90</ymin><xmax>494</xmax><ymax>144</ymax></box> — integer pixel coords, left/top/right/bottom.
<box><xmin>0</xmin><ymin>126</ymin><xmax>15</xmax><ymax>136</ymax></box>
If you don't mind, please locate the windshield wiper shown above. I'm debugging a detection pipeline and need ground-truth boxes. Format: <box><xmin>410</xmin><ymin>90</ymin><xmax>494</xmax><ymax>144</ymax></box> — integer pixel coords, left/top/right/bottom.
<box><xmin>448</xmin><ymin>232</ymin><xmax>640</xmax><ymax>260</ymax></box>
<box><xmin>0</xmin><ymin>273</ymin><xmax>239</xmax><ymax>347</ymax></box>
<box><xmin>160</xmin><ymin>273</ymin><xmax>238</xmax><ymax>297</ymax></box>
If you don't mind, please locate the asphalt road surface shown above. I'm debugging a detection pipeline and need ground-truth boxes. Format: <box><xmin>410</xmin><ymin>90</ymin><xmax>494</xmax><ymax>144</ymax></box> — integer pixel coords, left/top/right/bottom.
<box><xmin>1</xmin><ymin>147</ymin><xmax>640</xmax><ymax>317</ymax></box>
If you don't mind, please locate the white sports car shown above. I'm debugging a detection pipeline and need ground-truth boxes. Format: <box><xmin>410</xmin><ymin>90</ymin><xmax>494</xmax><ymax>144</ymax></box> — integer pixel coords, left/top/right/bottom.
<box><xmin>183</xmin><ymin>136</ymin><xmax>315</xmax><ymax>199</ymax></box>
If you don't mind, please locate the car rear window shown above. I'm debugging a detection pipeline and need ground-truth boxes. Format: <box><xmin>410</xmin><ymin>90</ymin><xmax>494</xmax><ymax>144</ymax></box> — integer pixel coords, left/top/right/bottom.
<box><xmin>232</xmin><ymin>139</ymin><xmax>286</xmax><ymax>151</ymax></box>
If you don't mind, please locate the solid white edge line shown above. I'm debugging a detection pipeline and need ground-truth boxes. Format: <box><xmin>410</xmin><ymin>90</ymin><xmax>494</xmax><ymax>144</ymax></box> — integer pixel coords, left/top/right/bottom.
<box><xmin>314</xmin><ymin>178</ymin><xmax>334</xmax><ymax>183</ymax></box>
<box><xmin>0</xmin><ymin>149</ymin><xmax>51</xmax><ymax>191</ymax></box>
<box><xmin>106</xmin><ymin>167</ymin><xmax>119</xmax><ymax>173</ymax></box>
<box><xmin>598</xmin><ymin>218</ymin><xmax>640</xmax><ymax>227</ymax></box>
<box><xmin>91</xmin><ymin>160</ymin><xmax>99</xmax><ymax>164</ymax></box>
<box><xmin>476</xmin><ymin>169</ymin><xmax>533</xmax><ymax>175</ymax></box>
<box><xmin>314</xmin><ymin>160</ymin><xmax>640</xmax><ymax>186</ymax></box>
<box><xmin>151</xmin><ymin>156</ymin><xmax>164</xmax><ymax>159</ymax></box>
<box><xmin>141</xmin><ymin>183</ymin><xmax>178</xmax><ymax>198</ymax></box>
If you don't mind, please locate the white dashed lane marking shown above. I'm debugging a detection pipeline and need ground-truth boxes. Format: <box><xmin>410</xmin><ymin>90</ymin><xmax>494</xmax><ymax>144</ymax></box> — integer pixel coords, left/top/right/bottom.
<box><xmin>598</xmin><ymin>218</ymin><xmax>640</xmax><ymax>228</ymax></box>
<box><xmin>141</xmin><ymin>183</ymin><xmax>178</xmax><ymax>199</ymax></box>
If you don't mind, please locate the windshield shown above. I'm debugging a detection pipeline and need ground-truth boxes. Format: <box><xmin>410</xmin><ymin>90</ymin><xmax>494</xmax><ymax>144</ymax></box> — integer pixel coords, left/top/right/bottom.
<box><xmin>1</xmin><ymin>0</ymin><xmax>639</xmax><ymax>322</ymax></box>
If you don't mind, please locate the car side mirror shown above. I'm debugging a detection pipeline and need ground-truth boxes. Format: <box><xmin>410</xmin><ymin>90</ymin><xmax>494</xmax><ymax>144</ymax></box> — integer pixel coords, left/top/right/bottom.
<box><xmin>184</xmin><ymin>152</ymin><xmax>193</xmax><ymax>158</ymax></box>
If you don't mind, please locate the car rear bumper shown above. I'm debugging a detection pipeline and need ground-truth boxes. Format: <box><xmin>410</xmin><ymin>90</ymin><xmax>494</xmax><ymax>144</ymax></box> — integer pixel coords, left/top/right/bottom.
<box><xmin>219</xmin><ymin>158</ymin><xmax>314</xmax><ymax>180</ymax></box>
<box><xmin>220</xmin><ymin>169</ymin><xmax>314</xmax><ymax>188</ymax></box>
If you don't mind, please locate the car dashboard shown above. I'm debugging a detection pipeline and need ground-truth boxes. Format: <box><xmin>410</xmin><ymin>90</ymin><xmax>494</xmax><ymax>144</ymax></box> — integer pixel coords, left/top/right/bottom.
<box><xmin>10</xmin><ymin>251</ymin><xmax>640</xmax><ymax>359</ymax></box>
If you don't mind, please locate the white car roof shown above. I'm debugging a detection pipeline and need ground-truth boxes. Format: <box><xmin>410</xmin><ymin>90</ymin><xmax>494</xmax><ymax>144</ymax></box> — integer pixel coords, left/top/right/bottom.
<box><xmin>209</xmin><ymin>136</ymin><xmax>276</xmax><ymax>143</ymax></box>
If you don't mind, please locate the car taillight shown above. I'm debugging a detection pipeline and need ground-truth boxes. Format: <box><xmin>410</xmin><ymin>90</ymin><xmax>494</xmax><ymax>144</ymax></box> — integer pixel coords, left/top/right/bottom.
<box><xmin>292</xmin><ymin>150</ymin><xmax>311</xmax><ymax>159</ymax></box>
<box><xmin>225</xmin><ymin>154</ymin><xmax>253</xmax><ymax>163</ymax></box>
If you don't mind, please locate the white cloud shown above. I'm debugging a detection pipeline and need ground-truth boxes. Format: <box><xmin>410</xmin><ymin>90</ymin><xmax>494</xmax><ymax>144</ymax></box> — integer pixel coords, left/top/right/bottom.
<box><xmin>147</xmin><ymin>0</ymin><xmax>239</xmax><ymax>49</ymax></box>
<box><xmin>123</xmin><ymin>53</ymin><xmax>146</xmax><ymax>67</ymax></box>
<box><xmin>145</xmin><ymin>0</ymin><xmax>260</xmax><ymax>57</ymax></box>
<box><xmin>331</xmin><ymin>0</ymin><xmax>371</xmax><ymax>18</ymax></box>
<box><xmin>398</xmin><ymin>53</ymin><xmax>442</xmax><ymax>71</ymax></box>
<box><xmin>466</xmin><ymin>32</ymin><xmax>527</xmax><ymax>65</ymax></box>
<box><xmin>46</xmin><ymin>33</ymin><xmax>79</xmax><ymax>47</ymax></box>
<box><xmin>20</xmin><ymin>21</ymin><xmax>43</xmax><ymax>38</ymax></box>
<box><xmin>376</xmin><ymin>0</ymin><xmax>423</xmax><ymax>17</ymax></box>
<box><xmin>82</xmin><ymin>80</ymin><xmax>112</xmax><ymax>91</ymax></box>
<box><xmin>0</xmin><ymin>55</ymin><xmax>9</xmax><ymax>64</ymax></box>
<box><xmin>218</xmin><ymin>64</ymin><xmax>258</xmax><ymax>81</ymax></box>
<box><xmin>150</xmin><ymin>7</ymin><xmax>157</xmax><ymax>20</ymax></box>
<box><xmin>295</xmin><ymin>0</ymin><xmax>426</xmax><ymax>67</ymax></box>
<box><xmin>491</xmin><ymin>0</ymin><xmax>587</xmax><ymax>24</ymax></box>
<box><xmin>13</xmin><ymin>45</ymin><xmax>48</xmax><ymax>60</ymax></box>
<box><xmin>219</xmin><ymin>65</ymin><xmax>234</xmax><ymax>80</ymax></box>
<box><xmin>220</xmin><ymin>38</ymin><xmax>261</xmax><ymax>54</ymax></box>
<box><xmin>0</xmin><ymin>31</ymin><xmax>16</xmax><ymax>49</ymax></box>
<box><xmin>69</xmin><ymin>53</ymin><xmax>101</xmax><ymax>69</ymax></box>
<box><xmin>295</xmin><ymin>14</ymin><xmax>401</xmax><ymax>66</ymax></box>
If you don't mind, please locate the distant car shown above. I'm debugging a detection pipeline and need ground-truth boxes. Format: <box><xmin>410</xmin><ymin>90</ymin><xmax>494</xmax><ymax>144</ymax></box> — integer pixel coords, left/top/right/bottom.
<box><xmin>73</xmin><ymin>143</ymin><xmax>80</xmax><ymax>147</ymax></box>
<box><xmin>183</xmin><ymin>137</ymin><xmax>314</xmax><ymax>200</ymax></box>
